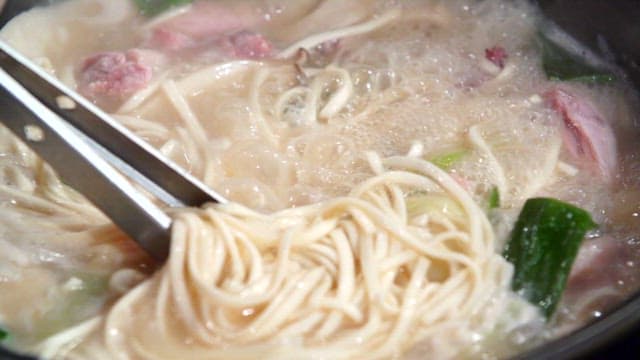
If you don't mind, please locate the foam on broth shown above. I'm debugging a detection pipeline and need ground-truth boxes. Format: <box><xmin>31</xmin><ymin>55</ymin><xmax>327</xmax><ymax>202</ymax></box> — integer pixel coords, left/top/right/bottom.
<box><xmin>0</xmin><ymin>0</ymin><xmax>639</xmax><ymax>358</ymax></box>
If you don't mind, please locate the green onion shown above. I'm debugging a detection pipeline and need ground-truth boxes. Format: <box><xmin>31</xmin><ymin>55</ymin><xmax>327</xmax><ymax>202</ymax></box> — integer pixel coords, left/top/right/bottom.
<box><xmin>406</xmin><ymin>193</ymin><xmax>466</xmax><ymax>224</ymax></box>
<box><xmin>539</xmin><ymin>33</ymin><xmax>615</xmax><ymax>84</ymax></box>
<box><xmin>36</xmin><ymin>273</ymin><xmax>110</xmax><ymax>339</ymax></box>
<box><xmin>503</xmin><ymin>198</ymin><xmax>597</xmax><ymax>318</ymax></box>
<box><xmin>133</xmin><ymin>0</ymin><xmax>193</xmax><ymax>17</ymax></box>
<box><xmin>488</xmin><ymin>186</ymin><xmax>500</xmax><ymax>209</ymax></box>
<box><xmin>0</xmin><ymin>327</ymin><xmax>8</xmax><ymax>341</ymax></box>
<box><xmin>429</xmin><ymin>150</ymin><xmax>468</xmax><ymax>170</ymax></box>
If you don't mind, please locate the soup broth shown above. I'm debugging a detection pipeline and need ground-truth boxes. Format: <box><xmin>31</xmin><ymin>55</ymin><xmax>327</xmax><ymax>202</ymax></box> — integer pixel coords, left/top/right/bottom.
<box><xmin>0</xmin><ymin>0</ymin><xmax>639</xmax><ymax>359</ymax></box>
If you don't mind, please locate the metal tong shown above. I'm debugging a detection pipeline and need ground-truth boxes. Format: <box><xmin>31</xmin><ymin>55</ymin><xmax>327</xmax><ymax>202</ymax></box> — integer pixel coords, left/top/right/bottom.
<box><xmin>0</xmin><ymin>40</ymin><xmax>226</xmax><ymax>260</ymax></box>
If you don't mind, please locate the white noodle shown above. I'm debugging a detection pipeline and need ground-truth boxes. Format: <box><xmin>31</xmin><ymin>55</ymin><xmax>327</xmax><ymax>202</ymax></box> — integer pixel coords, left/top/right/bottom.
<box><xmin>38</xmin><ymin>154</ymin><xmax>511</xmax><ymax>359</ymax></box>
<box><xmin>557</xmin><ymin>160</ymin><xmax>579</xmax><ymax>177</ymax></box>
<box><xmin>248</xmin><ymin>68</ymin><xmax>281</xmax><ymax>148</ymax></box>
<box><xmin>177</xmin><ymin>61</ymin><xmax>258</xmax><ymax>95</ymax></box>
<box><xmin>278</xmin><ymin>9</ymin><xmax>402</xmax><ymax>59</ymax></box>
<box><xmin>162</xmin><ymin>80</ymin><xmax>218</xmax><ymax>178</ymax></box>
<box><xmin>117</xmin><ymin>74</ymin><xmax>166</xmax><ymax>114</ymax></box>
<box><xmin>0</xmin><ymin>1</ymin><xmax>602</xmax><ymax>358</ymax></box>
<box><xmin>468</xmin><ymin>125</ymin><xmax>508</xmax><ymax>199</ymax></box>
<box><xmin>318</xmin><ymin>66</ymin><xmax>354</xmax><ymax>119</ymax></box>
<box><xmin>519</xmin><ymin>135</ymin><xmax>562</xmax><ymax>199</ymax></box>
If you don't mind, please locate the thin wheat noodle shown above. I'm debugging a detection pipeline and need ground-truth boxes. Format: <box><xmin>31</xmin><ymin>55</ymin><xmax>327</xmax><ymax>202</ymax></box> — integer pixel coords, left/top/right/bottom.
<box><xmin>278</xmin><ymin>9</ymin><xmax>402</xmax><ymax>59</ymax></box>
<box><xmin>37</xmin><ymin>153</ymin><xmax>512</xmax><ymax>359</ymax></box>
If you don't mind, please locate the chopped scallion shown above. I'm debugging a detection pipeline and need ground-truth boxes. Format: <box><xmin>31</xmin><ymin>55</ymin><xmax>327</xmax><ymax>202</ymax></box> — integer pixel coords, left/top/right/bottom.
<box><xmin>488</xmin><ymin>186</ymin><xmax>500</xmax><ymax>209</ymax></box>
<box><xmin>539</xmin><ymin>33</ymin><xmax>615</xmax><ymax>84</ymax></box>
<box><xmin>429</xmin><ymin>150</ymin><xmax>468</xmax><ymax>170</ymax></box>
<box><xmin>503</xmin><ymin>197</ymin><xmax>597</xmax><ymax>318</ymax></box>
<box><xmin>133</xmin><ymin>0</ymin><xmax>193</xmax><ymax>17</ymax></box>
<box><xmin>406</xmin><ymin>193</ymin><xmax>466</xmax><ymax>224</ymax></box>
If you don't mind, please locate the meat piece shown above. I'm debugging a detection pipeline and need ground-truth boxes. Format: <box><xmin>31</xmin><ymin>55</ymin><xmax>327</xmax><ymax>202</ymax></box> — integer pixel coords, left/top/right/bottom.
<box><xmin>571</xmin><ymin>236</ymin><xmax>615</xmax><ymax>282</ymax></box>
<box><xmin>148</xmin><ymin>28</ymin><xmax>196</xmax><ymax>52</ymax></box>
<box><xmin>146</xmin><ymin>1</ymin><xmax>263</xmax><ymax>52</ymax></box>
<box><xmin>225</xmin><ymin>31</ymin><xmax>273</xmax><ymax>59</ymax></box>
<box><xmin>544</xmin><ymin>88</ymin><xmax>617</xmax><ymax>180</ymax></box>
<box><xmin>159</xmin><ymin>1</ymin><xmax>256</xmax><ymax>39</ymax></box>
<box><xmin>315</xmin><ymin>39</ymin><xmax>341</xmax><ymax>57</ymax></box>
<box><xmin>485</xmin><ymin>46</ymin><xmax>508</xmax><ymax>69</ymax></box>
<box><xmin>562</xmin><ymin>234</ymin><xmax>631</xmax><ymax>319</ymax></box>
<box><xmin>144</xmin><ymin>1</ymin><xmax>275</xmax><ymax>60</ymax></box>
<box><xmin>458</xmin><ymin>46</ymin><xmax>508</xmax><ymax>89</ymax></box>
<box><xmin>78</xmin><ymin>50</ymin><xmax>161</xmax><ymax>99</ymax></box>
<box><xmin>567</xmin><ymin>235</ymin><xmax>631</xmax><ymax>293</ymax></box>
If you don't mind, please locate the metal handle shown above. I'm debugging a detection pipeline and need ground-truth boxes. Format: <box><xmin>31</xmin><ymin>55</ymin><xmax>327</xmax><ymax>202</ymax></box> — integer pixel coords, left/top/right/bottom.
<box><xmin>0</xmin><ymin>68</ymin><xmax>172</xmax><ymax>260</ymax></box>
<box><xmin>0</xmin><ymin>40</ymin><xmax>226</xmax><ymax>207</ymax></box>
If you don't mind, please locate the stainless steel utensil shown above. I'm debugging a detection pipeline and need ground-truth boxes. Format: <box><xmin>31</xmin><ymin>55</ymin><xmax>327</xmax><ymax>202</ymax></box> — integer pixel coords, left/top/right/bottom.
<box><xmin>0</xmin><ymin>39</ymin><xmax>227</xmax><ymax>260</ymax></box>
<box><xmin>1</xmin><ymin>1</ymin><xmax>640</xmax><ymax>360</ymax></box>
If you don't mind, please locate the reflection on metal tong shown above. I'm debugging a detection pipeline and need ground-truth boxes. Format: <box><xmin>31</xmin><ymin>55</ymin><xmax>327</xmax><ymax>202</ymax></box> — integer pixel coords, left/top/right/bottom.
<box><xmin>0</xmin><ymin>39</ymin><xmax>227</xmax><ymax>261</ymax></box>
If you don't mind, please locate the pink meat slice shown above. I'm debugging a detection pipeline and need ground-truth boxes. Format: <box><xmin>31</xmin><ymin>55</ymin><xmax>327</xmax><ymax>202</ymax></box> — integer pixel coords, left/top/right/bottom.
<box><xmin>149</xmin><ymin>28</ymin><xmax>196</xmax><ymax>52</ymax></box>
<box><xmin>456</xmin><ymin>46</ymin><xmax>508</xmax><ymax>89</ymax></box>
<box><xmin>544</xmin><ymin>88</ymin><xmax>617</xmax><ymax>180</ymax></box>
<box><xmin>146</xmin><ymin>0</ymin><xmax>273</xmax><ymax>58</ymax></box>
<box><xmin>567</xmin><ymin>235</ymin><xmax>630</xmax><ymax>294</ymax></box>
<box><xmin>225</xmin><ymin>31</ymin><xmax>273</xmax><ymax>59</ymax></box>
<box><xmin>78</xmin><ymin>50</ymin><xmax>160</xmax><ymax>99</ymax></box>
<box><xmin>156</xmin><ymin>1</ymin><xmax>256</xmax><ymax>39</ymax></box>
<box><xmin>571</xmin><ymin>236</ymin><xmax>615</xmax><ymax>282</ymax></box>
<box><xmin>485</xmin><ymin>45</ymin><xmax>508</xmax><ymax>69</ymax></box>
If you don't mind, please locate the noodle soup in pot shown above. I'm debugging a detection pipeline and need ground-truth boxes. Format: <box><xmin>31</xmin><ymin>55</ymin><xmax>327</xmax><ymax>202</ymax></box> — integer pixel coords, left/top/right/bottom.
<box><xmin>0</xmin><ymin>0</ymin><xmax>639</xmax><ymax>358</ymax></box>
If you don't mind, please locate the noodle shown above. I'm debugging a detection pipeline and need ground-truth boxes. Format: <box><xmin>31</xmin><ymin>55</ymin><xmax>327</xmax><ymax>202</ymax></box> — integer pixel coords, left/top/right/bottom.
<box><xmin>468</xmin><ymin>125</ymin><xmax>508</xmax><ymax>199</ymax></box>
<box><xmin>37</xmin><ymin>154</ymin><xmax>513</xmax><ymax>359</ymax></box>
<box><xmin>278</xmin><ymin>9</ymin><xmax>402</xmax><ymax>59</ymax></box>
<box><xmin>1</xmin><ymin>1</ymin><xmax>635</xmax><ymax>359</ymax></box>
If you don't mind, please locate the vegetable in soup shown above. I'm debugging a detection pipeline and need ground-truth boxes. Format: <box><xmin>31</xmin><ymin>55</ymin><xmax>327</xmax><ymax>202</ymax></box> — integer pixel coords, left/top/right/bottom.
<box><xmin>1</xmin><ymin>0</ymin><xmax>640</xmax><ymax>359</ymax></box>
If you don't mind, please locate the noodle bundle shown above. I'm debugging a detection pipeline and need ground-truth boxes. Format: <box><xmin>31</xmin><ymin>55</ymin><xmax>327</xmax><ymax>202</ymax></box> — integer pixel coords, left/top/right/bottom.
<box><xmin>1</xmin><ymin>1</ymin><xmax>637</xmax><ymax>359</ymax></box>
<box><xmin>38</xmin><ymin>155</ymin><xmax>513</xmax><ymax>359</ymax></box>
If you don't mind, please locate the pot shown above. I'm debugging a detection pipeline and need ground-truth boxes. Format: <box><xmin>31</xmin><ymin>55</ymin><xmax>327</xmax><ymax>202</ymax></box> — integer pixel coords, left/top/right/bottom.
<box><xmin>0</xmin><ymin>1</ymin><xmax>639</xmax><ymax>359</ymax></box>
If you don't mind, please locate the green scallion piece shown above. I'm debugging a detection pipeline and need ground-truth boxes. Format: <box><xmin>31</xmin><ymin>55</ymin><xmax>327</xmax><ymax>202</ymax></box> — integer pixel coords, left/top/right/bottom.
<box><xmin>539</xmin><ymin>33</ymin><xmax>615</xmax><ymax>84</ymax></box>
<box><xmin>0</xmin><ymin>328</ymin><xmax>8</xmax><ymax>341</ymax></box>
<box><xmin>488</xmin><ymin>186</ymin><xmax>500</xmax><ymax>209</ymax></box>
<box><xmin>503</xmin><ymin>197</ymin><xmax>597</xmax><ymax>318</ymax></box>
<box><xmin>430</xmin><ymin>150</ymin><xmax>468</xmax><ymax>170</ymax></box>
<box><xmin>133</xmin><ymin>0</ymin><xmax>193</xmax><ymax>17</ymax></box>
